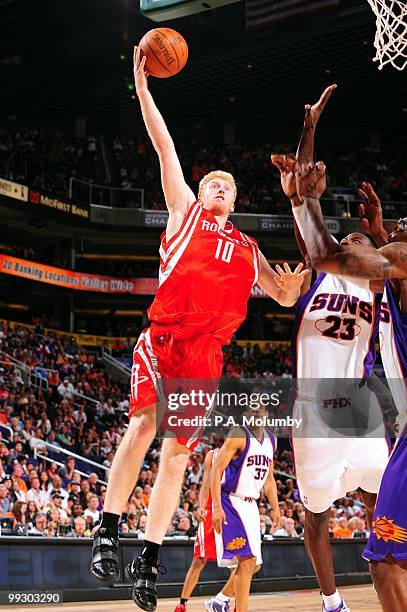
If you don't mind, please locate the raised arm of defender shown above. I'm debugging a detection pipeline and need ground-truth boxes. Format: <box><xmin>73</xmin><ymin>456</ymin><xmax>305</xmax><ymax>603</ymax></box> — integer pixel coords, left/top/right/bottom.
<box><xmin>134</xmin><ymin>47</ymin><xmax>195</xmax><ymax>239</ymax></box>
<box><xmin>296</xmin><ymin>84</ymin><xmax>337</xmax><ymax>165</ymax></box>
<box><xmin>271</xmin><ymin>84</ymin><xmax>337</xmax><ymax>293</ymax></box>
<box><xmin>358</xmin><ymin>181</ymin><xmax>389</xmax><ymax>247</ymax></box>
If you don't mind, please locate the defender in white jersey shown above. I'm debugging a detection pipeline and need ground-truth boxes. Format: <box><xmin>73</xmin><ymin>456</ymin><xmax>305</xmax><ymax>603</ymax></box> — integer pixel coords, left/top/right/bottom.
<box><xmin>210</xmin><ymin>405</ymin><xmax>279</xmax><ymax>612</ymax></box>
<box><xmin>289</xmin><ymin>164</ymin><xmax>407</xmax><ymax>612</ymax></box>
<box><xmin>271</xmin><ymin>84</ymin><xmax>388</xmax><ymax>612</ymax></box>
<box><xmin>291</xmin><ymin>269</ymin><xmax>388</xmax><ymax>509</ymax></box>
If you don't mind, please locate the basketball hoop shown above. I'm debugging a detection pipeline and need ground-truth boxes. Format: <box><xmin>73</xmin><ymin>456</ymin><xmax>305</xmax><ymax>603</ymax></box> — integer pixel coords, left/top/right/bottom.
<box><xmin>367</xmin><ymin>0</ymin><xmax>407</xmax><ymax>70</ymax></box>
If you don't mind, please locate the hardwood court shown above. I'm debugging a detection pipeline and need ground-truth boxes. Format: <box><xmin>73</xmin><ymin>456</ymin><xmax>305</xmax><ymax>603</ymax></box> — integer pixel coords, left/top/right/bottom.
<box><xmin>0</xmin><ymin>585</ymin><xmax>382</xmax><ymax>611</ymax></box>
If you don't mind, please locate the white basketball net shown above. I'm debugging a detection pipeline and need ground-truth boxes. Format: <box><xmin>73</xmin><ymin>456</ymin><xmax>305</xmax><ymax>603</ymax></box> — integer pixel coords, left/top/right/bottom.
<box><xmin>367</xmin><ymin>0</ymin><xmax>407</xmax><ymax>70</ymax></box>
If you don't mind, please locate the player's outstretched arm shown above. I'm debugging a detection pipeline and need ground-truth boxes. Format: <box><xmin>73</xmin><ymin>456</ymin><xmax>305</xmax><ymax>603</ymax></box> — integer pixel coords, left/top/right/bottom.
<box><xmin>358</xmin><ymin>181</ymin><xmax>389</xmax><ymax>247</ymax></box>
<box><xmin>296</xmin><ymin>84</ymin><xmax>337</xmax><ymax>165</ymax></box>
<box><xmin>270</xmin><ymin>155</ymin><xmax>311</xmax><ymax>293</ymax></box>
<box><xmin>210</xmin><ymin>434</ymin><xmax>245</xmax><ymax>534</ymax></box>
<box><xmin>293</xmin><ymin>163</ymin><xmax>407</xmax><ymax>280</ymax></box>
<box><xmin>196</xmin><ymin>450</ymin><xmax>213</xmax><ymax>521</ymax></box>
<box><xmin>270</xmin><ymin>86</ymin><xmax>336</xmax><ymax>263</ymax></box>
<box><xmin>134</xmin><ymin>47</ymin><xmax>195</xmax><ymax>224</ymax></box>
<box><xmin>316</xmin><ymin>242</ymin><xmax>407</xmax><ymax>281</ymax></box>
<box><xmin>257</xmin><ymin>251</ymin><xmax>309</xmax><ymax>306</ymax></box>
<box><xmin>263</xmin><ymin>462</ymin><xmax>280</xmax><ymax>530</ymax></box>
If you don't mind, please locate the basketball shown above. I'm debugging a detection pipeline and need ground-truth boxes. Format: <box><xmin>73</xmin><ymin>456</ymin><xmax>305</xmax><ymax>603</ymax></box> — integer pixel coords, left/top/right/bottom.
<box><xmin>138</xmin><ymin>28</ymin><xmax>188</xmax><ymax>78</ymax></box>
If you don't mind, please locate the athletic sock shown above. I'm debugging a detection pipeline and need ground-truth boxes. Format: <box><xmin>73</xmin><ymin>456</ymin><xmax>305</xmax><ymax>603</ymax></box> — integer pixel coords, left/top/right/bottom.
<box><xmin>100</xmin><ymin>512</ymin><xmax>120</xmax><ymax>537</ymax></box>
<box><xmin>215</xmin><ymin>592</ymin><xmax>230</xmax><ymax>602</ymax></box>
<box><xmin>141</xmin><ymin>540</ymin><xmax>161</xmax><ymax>565</ymax></box>
<box><xmin>322</xmin><ymin>590</ymin><xmax>342</xmax><ymax>611</ymax></box>
<box><xmin>180</xmin><ymin>598</ymin><xmax>188</xmax><ymax>605</ymax></box>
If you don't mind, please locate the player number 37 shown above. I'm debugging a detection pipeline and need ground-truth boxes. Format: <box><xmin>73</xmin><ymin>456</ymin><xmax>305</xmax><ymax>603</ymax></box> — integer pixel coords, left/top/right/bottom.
<box><xmin>215</xmin><ymin>239</ymin><xmax>235</xmax><ymax>263</ymax></box>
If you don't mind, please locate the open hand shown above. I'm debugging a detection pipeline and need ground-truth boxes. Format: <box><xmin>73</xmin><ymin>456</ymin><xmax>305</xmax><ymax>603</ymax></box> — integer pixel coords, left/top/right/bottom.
<box><xmin>358</xmin><ymin>181</ymin><xmax>384</xmax><ymax>236</ymax></box>
<box><xmin>295</xmin><ymin>161</ymin><xmax>327</xmax><ymax>201</ymax></box>
<box><xmin>304</xmin><ymin>84</ymin><xmax>337</xmax><ymax>129</ymax></box>
<box><xmin>271</xmin><ymin>154</ymin><xmax>298</xmax><ymax>202</ymax></box>
<box><xmin>273</xmin><ymin>262</ymin><xmax>309</xmax><ymax>292</ymax></box>
<box><xmin>133</xmin><ymin>46</ymin><xmax>149</xmax><ymax>93</ymax></box>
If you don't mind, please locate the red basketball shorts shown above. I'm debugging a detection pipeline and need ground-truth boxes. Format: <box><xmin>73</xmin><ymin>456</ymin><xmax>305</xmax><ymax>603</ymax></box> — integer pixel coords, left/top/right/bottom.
<box><xmin>129</xmin><ymin>324</ymin><xmax>223</xmax><ymax>451</ymax></box>
<box><xmin>194</xmin><ymin>511</ymin><xmax>217</xmax><ymax>561</ymax></box>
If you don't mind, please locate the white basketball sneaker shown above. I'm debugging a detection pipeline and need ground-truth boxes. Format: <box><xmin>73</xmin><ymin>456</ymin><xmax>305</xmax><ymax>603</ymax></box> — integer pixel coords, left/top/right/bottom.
<box><xmin>204</xmin><ymin>597</ymin><xmax>230</xmax><ymax>612</ymax></box>
<box><xmin>322</xmin><ymin>600</ymin><xmax>350</xmax><ymax>612</ymax></box>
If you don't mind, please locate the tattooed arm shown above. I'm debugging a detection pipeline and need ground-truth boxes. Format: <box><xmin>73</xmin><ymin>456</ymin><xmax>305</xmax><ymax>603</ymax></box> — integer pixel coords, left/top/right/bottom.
<box><xmin>293</xmin><ymin>162</ymin><xmax>407</xmax><ymax>280</ymax></box>
<box><xmin>315</xmin><ymin>241</ymin><xmax>407</xmax><ymax>281</ymax></box>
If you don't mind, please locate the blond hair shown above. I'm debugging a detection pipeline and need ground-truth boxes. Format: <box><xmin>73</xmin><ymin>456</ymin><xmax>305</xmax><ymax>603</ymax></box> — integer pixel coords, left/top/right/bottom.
<box><xmin>198</xmin><ymin>170</ymin><xmax>237</xmax><ymax>201</ymax></box>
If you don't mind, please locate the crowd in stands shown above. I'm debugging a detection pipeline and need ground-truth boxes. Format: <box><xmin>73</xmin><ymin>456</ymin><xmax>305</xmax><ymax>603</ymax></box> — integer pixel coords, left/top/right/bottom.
<box><xmin>1</xmin><ymin>128</ymin><xmax>405</xmax><ymax>216</ymax></box>
<box><xmin>111</xmin><ymin>136</ymin><xmax>407</xmax><ymax>217</ymax></box>
<box><xmin>0</xmin><ymin>321</ymin><xmax>370</xmax><ymax>539</ymax></box>
<box><xmin>0</xmin><ymin>129</ymin><xmax>105</xmax><ymax>198</ymax></box>
<box><xmin>223</xmin><ymin>341</ymin><xmax>293</xmax><ymax>379</ymax></box>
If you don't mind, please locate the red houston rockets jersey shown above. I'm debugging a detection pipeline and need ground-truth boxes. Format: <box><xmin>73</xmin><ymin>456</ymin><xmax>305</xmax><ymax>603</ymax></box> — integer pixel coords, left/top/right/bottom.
<box><xmin>148</xmin><ymin>200</ymin><xmax>260</xmax><ymax>343</ymax></box>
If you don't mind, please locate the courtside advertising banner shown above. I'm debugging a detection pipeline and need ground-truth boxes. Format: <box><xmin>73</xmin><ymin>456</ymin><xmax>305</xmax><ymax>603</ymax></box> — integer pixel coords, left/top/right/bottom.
<box><xmin>28</xmin><ymin>188</ymin><xmax>90</xmax><ymax>220</ymax></box>
<box><xmin>0</xmin><ymin>255</ymin><xmax>268</xmax><ymax>297</ymax></box>
<box><xmin>0</xmin><ymin>255</ymin><xmax>157</xmax><ymax>295</ymax></box>
<box><xmin>0</xmin><ymin>178</ymin><xmax>29</xmax><ymax>202</ymax></box>
<box><xmin>0</xmin><ymin>177</ymin><xmax>89</xmax><ymax>220</ymax></box>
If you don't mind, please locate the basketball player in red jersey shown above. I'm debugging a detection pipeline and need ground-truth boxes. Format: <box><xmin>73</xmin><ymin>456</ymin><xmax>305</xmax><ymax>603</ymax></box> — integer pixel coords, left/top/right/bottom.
<box><xmin>90</xmin><ymin>47</ymin><xmax>307</xmax><ymax>611</ymax></box>
<box><xmin>174</xmin><ymin>449</ymin><xmax>236</xmax><ymax>612</ymax></box>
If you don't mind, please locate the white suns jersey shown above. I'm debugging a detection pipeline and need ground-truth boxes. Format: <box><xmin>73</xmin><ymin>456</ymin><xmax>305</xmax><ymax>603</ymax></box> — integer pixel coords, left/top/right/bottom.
<box><xmin>221</xmin><ymin>428</ymin><xmax>276</xmax><ymax>500</ymax></box>
<box><xmin>378</xmin><ymin>281</ymin><xmax>407</xmax><ymax>419</ymax></box>
<box><xmin>293</xmin><ymin>273</ymin><xmax>380</xmax><ymax>379</ymax></box>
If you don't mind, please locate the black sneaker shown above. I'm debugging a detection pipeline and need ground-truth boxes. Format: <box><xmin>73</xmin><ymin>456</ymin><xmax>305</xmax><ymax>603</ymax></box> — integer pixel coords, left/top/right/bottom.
<box><xmin>126</xmin><ymin>555</ymin><xmax>167</xmax><ymax>611</ymax></box>
<box><xmin>90</xmin><ymin>527</ymin><xmax>120</xmax><ymax>581</ymax></box>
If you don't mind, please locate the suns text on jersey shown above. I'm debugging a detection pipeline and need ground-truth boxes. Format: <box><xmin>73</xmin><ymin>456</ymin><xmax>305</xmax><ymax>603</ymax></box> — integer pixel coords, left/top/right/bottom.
<box><xmin>309</xmin><ymin>292</ymin><xmax>374</xmax><ymax>323</ymax></box>
<box><xmin>246</xmin><ymin>455</ymin><xmax>273</xmax><ymax>467</ymax></box>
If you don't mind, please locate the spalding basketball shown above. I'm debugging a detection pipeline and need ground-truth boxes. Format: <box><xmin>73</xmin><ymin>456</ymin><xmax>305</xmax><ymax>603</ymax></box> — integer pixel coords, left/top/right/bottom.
<box><xmin>138</xmin><ymin>28</ymin><xmax>188</xmax><ymax>79</ymax></box>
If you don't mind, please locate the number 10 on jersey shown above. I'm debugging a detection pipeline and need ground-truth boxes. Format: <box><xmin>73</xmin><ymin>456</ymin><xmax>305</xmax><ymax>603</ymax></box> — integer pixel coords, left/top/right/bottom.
<box><xmin>215</xmin><ymin>239</ymin><xmax>234</xmax><ymax>263</ymax></box>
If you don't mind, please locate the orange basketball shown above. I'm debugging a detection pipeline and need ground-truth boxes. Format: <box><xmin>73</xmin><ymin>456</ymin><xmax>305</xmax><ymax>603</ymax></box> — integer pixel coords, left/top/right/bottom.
<box><xmin>138</xmin><ymin>28</ymin><xmax>188</xmax><ymax>79</ymax></box>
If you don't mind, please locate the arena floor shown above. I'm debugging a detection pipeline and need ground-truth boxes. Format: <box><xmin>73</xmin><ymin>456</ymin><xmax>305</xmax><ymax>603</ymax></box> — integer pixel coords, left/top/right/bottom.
<box><xmin>0</xmin><ymin>585</ymin><xmax>382</xmax><ymax>611</ymax></box>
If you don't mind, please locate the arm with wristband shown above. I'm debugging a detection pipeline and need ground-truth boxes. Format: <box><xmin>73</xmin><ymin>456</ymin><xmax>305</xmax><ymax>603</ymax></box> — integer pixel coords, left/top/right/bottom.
<box><xmin>271</xmin><ymin>84</ymin><xmax>337</xmax><ymax>293</ymax></box>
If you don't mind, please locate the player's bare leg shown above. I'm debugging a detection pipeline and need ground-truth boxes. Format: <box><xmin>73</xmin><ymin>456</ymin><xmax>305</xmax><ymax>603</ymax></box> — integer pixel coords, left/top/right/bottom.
<box><xmin>304</xmin><ymin>509</ymin><xmax>335</xmax><ymax>593</ymax></box>
<box><xmin>304</xmin><ymin>508</ymin><xmax>349</xmax><ymax>610</ymax></box>
<box><xmin>179</xmin><ymin>557</ymin><xmax>207</xmax><ymax>602</ymax></box>
<box><xmin>104</xmin><ymin>409</ymin><xmax>157</xmax><ymax>514</ymax></box>
<box><xmin>219</xmin><ymin>568</ymin><xmax>236</xmax><ymax>598</ymax></box>
<box><xmin>145</xmin><ymin>437</ymin><xmax>190</xmax><ymax>542</ymax></box>
<box><xmin>359</xmin><ymin>490</ymin><xmax>377</xmax><ymax>528</ymax></box>
<box><xmin>129</xmin><ymin>436</ymin><xmax>190</xmax><ymax>611</ymax></box>
<box><xmin>233</xmin><ymin>556</ymin><xmax>257</xmax><ymax>612</ymax></box>
<box><xmin>370</xmin><ymin>558</ymin><xmax>407</xmax><ymax>612</ymax></box>
<box><xmin>179</xmin><ymin>563</ymin><xmax>236</xmax><ymax>612</ymax></box>
<box><xmin>90</xmin><ymin>408</ymin><xmax>157</xmax><ymax>581</ymax></box>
